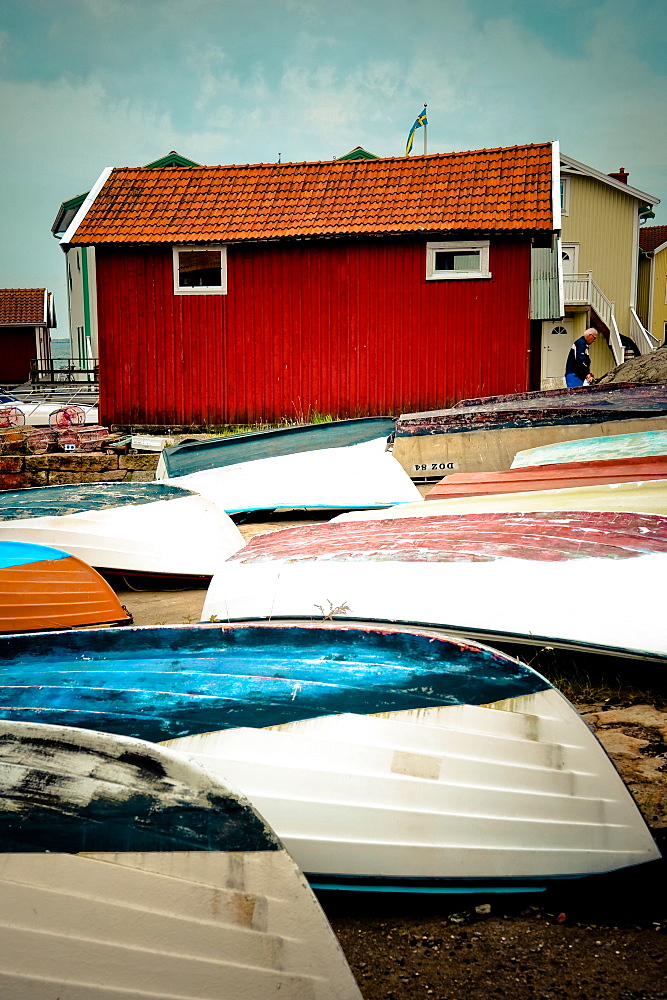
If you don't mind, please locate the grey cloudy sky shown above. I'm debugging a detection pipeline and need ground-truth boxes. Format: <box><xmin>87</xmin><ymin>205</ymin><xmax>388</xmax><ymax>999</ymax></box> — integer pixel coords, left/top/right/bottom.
<box><xmin>2</xmin><ymin>0</ymin><xmax>665</xmax><ymax>330</ymax></box>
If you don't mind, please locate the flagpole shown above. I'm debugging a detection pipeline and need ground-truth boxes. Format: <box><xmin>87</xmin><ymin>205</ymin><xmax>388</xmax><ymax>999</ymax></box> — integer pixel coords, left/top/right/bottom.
<box><xmin>423</xmin><ymin>104</ymin><xmax>427</xmax><ymax>154</ymax></box>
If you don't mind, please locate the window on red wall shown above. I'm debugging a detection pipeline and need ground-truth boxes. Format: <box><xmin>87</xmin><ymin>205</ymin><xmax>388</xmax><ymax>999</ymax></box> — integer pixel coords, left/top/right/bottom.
<box><xmin>425</xmin><ymin>240</ymin><xmax>491</xmax><ymax>280</ymax></box>
<box><xmin>173</xmin><ymin>246</ymin><xmax>227</xmax><ymax>294</ymax></box>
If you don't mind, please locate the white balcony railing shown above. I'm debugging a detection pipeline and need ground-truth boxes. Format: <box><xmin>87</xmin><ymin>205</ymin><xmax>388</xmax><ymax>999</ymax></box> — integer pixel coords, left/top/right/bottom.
<box><xmin>563</xmin><ymin>273</ymin><xmax>655</xmax><ymax>365</ymax></box>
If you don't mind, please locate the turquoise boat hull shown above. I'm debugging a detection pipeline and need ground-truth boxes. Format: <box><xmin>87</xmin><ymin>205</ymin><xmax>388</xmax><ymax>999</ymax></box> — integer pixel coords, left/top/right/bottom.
<box><xmin>0</xmin><ymin>621</ymin><xmax>548</xmax><ymax>742</ymax></box>
<box><xmin>158</xmin><ymin>417</ymin><xmax>396</xmax><ymax>478</ymax></box>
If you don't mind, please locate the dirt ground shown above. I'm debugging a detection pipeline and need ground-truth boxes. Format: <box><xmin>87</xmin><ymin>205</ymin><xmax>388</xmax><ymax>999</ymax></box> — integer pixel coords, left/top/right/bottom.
<box><xmin>111</xmin><ymin>514</ymin><xmax>667</xmax><ymax>1000</ymax></box>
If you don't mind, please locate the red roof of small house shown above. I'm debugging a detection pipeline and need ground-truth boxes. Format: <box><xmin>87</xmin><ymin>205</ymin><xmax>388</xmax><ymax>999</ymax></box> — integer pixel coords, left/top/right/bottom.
<box><xmin>0</xmin><ymin>289</ymin><xmax>52</xmax><ymax>326</ymax></box>
<box><xmin>640</xmin><ymin>225</ymin><xmax>667</xmax><ymax>253</ymax></box>
<box><xmin>67</xmin><ymin>142</ymin><xmax>556</xmax><ymax>246</ymax></box>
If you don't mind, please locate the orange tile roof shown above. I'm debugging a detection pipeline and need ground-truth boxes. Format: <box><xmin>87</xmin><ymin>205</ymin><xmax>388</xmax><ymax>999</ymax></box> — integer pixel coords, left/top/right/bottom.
<box><xmin>0</xmin><ymin>289</ymin><xmax>48</xmax><ymax>326</ymax></box>
<box><xmin>68</xmin><ymin>142</ymin><xmax>555</xmax><ymax>246</ymax></box>
<box><xmin>640</xmin><ymin>225</ymin><xmax>667</xmax><ymax>253</ymax></box>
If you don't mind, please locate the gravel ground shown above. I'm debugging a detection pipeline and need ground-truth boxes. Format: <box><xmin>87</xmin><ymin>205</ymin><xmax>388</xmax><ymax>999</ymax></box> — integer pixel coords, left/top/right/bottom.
<box><xmin>111</xmin><ymin>511</ymin><xmax>667</xmax><ymax>1000</ymax></box>
<box><xmin>326</xmin><ymin>877</ymin><xmax>667</xmax><ymax>1000</ymax></box>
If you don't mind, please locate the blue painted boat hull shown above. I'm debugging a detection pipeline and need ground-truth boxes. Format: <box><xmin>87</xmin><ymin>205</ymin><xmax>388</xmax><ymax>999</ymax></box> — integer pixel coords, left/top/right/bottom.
<box><xmin>0</xmin><ymin>721</ymin><xmax>278</xmax><ymax>854</ymax></box>
<box><xmin>0</xmin><ymin>621</ymin><xmax>549</xmax><ymax>741</ymax></box>
<box><xmin>0</xmin><ymin>482</ymin><xmax>199</xmax><ymax>520</ymax></box>
<box><xmin>0</xmin><ymin>627</ymin><xmax>659</xmax><ymax>893</ymax></box>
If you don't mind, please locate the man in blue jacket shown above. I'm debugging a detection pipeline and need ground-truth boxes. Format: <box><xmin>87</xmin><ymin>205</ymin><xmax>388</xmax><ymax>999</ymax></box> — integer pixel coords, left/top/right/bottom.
<box><xmin>565</xmin><ymin>328</ymin><xmax>598</xmax><ymax>387</ymax></box>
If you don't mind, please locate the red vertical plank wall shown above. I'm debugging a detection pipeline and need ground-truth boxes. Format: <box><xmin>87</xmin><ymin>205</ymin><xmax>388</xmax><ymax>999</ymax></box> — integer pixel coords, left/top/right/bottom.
<box><xmin>96</xmin><ymin>237</ymin><xmax>531</xmax><ymax>426</ymax></box>
<box><xmin>0</xmin><ymin>329</ymin><xmax>36</xmax><ymax>383</ymax></box>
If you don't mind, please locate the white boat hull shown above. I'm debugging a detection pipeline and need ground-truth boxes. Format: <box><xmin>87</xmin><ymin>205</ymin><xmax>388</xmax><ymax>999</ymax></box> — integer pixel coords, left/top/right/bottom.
<box><xmin>0</xmin><ymin>493</ymin><xmax>244</xmax><ymax>576</ymax></box>
<box><xmin>0</xmin><ymin>851</ymin><xmax>361</xmax><ymax>999</ymax></box>
<box><xmin>202</xmin><ymin>549</ymin><xmax>667</xmax><ymax>658</ymax></box>
<box><xmin>165</xmin><ymin>689</ymin><xmax>660</xmax><ymax>888</ymax></box>
<box><xmin>168</xmin><ymin>436</ymin><xmax>423</xmax><ymax>512</ymax></box>
<box><xmin>0</xmin><ymin>722</ymin><xmax>362</xmax><ymax>999</ymax></box>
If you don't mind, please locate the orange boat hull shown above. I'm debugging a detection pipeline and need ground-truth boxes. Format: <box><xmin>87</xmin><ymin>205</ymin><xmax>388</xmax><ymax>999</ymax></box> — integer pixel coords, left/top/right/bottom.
<box><xmin>426</xmin><ymin>455</ymin><xmax>667</xmax><ymax>500</ymax></box>
<box><xmin>0</xmin><ymin>549</ymin><xmax>131</xmax><ymax>633</ymax></box>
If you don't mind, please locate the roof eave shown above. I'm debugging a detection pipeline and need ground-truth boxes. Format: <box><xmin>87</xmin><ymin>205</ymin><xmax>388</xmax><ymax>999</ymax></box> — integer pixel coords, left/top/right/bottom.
<box><xmin>0</xmin><ymin>322</ymin><xmax>48</xmax><ymax>328</ymax></box>
<box><xmin>73</xmin><ymin>225</ymin><xmax>554</xmax><ymax>248</ymax></box>
<box><xmin>60</xmin><ymin>168</ymin><xmax>114</xmax><ymax>250</ymax></box>
<box><xmin>560</xmin><ymin>152</ymin><xmax>660</xmax><ymax>205</ymax></box>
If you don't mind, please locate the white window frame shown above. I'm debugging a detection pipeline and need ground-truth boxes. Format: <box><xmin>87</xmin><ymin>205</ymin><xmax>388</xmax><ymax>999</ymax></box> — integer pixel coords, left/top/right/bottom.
<box><xmin>560</xmin><ymin>176</ymin><xmax>570</xmax><ymax>216</ymax></box>
<box><xmin>426</xmin><ymin>240</ymin><xmax>491</xmax><ymax>281</ymax></box>
<box><xmin>173</xmin><ymin>245</ymin><xmax>227</xmax><ymax>295</ymax></box>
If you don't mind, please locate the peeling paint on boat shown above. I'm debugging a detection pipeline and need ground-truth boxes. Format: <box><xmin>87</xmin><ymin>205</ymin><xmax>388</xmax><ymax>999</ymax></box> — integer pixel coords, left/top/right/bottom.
<box><xmin>393</xmin><ymin>386</ymin><xmax>667</xmax><ymax>475</ymax></box>
<box><xmin>397</xmin><ymin>383</ymin><xmax>667</xmax><ymax>436</ymax></box>
<box><xmin>203</xmin><ymin>514</ymin><xmax>667</xmax><ymax>657</ymax></box>
<box><xmin>228</xmin><ymin>510</ymin><xmax>667</xmax><ymax>563</ymax></box>
<box><xmin>0</xmin><ymin>622</ymin><xmax>550</xmax><ymax>742</ymax></box>
<box><xmin>0</xmin><ymin>482</ymin><xmax>200</xmax><ymax>520</ymax></box>
<box><xmin>0</xmin><ymin>720</ymin><xmax>363</xmax><ymax>998</ymax></box>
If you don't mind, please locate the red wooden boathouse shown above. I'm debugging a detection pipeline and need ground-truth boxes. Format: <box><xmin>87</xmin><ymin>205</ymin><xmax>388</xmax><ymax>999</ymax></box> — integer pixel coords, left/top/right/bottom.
<box><xmin>59</xmin><ymin>142</ymin><xmax>558</xmax><ymax>428</ymax></box>
<box><xmin>0</xmin><ymin>289</ymin><xmax>56</xmax><ymax>385</ymax></box>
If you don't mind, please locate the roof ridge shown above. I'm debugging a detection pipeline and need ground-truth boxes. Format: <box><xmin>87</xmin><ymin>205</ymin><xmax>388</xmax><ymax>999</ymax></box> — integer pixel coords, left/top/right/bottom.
<box><xmin>107</xmin><ymin>141</ymin><xmax>554</xmax><ymax>175</ymax></box>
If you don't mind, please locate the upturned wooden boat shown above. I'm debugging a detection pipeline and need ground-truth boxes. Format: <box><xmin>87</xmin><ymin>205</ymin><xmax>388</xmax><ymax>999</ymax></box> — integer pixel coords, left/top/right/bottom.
<box><xmin>0</xmin><ymin>540</ymin><xmax>131</xmax><ymax>632</ymax></box>
<box><xmin>335</xmin><ymin>478</ymin><xmax>667</xmax><ymax>519</ymax></box>
<box><xmin>393</xmin><ymin>383</ymin><xmax>667</xmax><ymax>476</ymax></box>
<box><xmin>0</xmin><ymin>720</ymin><xmax>361</xmax><ymax>999</ymax></box>
<box><xmin>0</xmin><ymin>626</ymin><xmax>658</xmax><ymax>893</ymax></box>
<box><xmin>425</xmin><ymin>455</ymin><xmax>667</xmax><ymax>500</ymax></box>
<box><xmin>162</xmin><ymin>436</ymin><xmax>423</xmax><ymax>514</ymax></box>
<box><xmin>157</xmin><ymin>416</ymin><xmax>397</xmax><ymax>478</ymax></box>
<box><xmin>0</xmin><ymin>481</ymin><xmax>244</xmax><ymax>579</ymax></box>
<box><xmin>512</xmin><ymin>428</ymin><xmax>667</xmax><ymax>469</ymax></box>
<box><xmin>203</xmin><ymin>511</ymin><xmax>667</xmax><ymax>658</ymax></box>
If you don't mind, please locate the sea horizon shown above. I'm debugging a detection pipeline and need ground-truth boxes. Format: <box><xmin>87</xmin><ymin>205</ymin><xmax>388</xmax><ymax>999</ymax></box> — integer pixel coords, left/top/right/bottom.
<box><xmin>50</xmin><ymin>337</ymin><xmax>71</xmax><ymax>361</ymax></box>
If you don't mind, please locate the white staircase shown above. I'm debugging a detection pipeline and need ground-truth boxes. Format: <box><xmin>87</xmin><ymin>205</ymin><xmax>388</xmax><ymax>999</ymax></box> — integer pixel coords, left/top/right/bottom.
<box><xmin>564</xmin><ymin>273</ymin><xmax>657</xmax><ymax>364</ymax></box>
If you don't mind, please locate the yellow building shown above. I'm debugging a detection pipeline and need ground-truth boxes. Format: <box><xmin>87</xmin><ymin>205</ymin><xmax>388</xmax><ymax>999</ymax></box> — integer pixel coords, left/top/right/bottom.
<box><xmin>536</xmin><ymin>154</ymin><xmax>660</xmax><ymax>388</ymax></box>
<box><xmin>638</xmin><ymin>226</ymin><xmax>667</xmax><ymax>348</ymax></box>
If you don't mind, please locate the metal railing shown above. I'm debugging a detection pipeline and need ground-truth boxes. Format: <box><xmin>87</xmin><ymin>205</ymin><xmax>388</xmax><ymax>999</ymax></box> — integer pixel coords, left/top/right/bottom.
<box><xmin>30</xmin><ymin>358</ymin><xmax>99</xmax><ymax>385</ymax></box>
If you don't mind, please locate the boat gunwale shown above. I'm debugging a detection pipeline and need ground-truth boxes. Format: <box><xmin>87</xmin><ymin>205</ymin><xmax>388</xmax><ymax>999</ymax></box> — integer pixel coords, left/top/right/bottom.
<box><xmin>3</xmin><ymin>615</ymin><xmax>662</xmax><ymax>664</ymax></box>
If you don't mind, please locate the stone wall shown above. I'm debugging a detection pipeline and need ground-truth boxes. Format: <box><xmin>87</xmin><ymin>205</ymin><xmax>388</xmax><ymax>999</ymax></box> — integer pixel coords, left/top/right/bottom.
<box><xmin>0</xmin><ymin>452</ymin><xmax>160</xmax><ymax>490</ymax></box>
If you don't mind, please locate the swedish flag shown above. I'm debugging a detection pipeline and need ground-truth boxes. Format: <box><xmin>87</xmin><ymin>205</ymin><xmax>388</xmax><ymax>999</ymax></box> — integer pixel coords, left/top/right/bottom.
<box><xmin>406</xmin><ymin>108</ymin><xmax>428</xmax><ymax>155</ymax></box>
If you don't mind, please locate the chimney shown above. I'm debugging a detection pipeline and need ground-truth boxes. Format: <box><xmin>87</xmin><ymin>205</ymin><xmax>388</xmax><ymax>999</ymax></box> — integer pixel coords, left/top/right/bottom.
<box><xmin>608</xmin><ymin>167</ymin><xmax>629</xmax><ymax>184</ymax></box>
